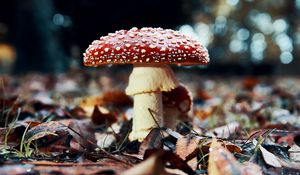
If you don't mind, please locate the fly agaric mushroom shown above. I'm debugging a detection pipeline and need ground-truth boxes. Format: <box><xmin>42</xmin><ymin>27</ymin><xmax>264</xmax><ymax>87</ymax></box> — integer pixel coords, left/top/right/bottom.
<box><xmin>163</xmin><ymin>83</ymin><xmax>193</xmax><ymax>130</ymax></box>
<box><xmin>83</xmin><ymin>27</ymin><xmax>209</xmax><ymax>141</ymax></box>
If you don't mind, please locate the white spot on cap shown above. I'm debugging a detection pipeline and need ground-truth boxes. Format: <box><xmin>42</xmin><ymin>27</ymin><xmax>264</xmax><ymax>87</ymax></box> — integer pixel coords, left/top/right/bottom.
<box><xmin>166</xmin><ymin>35</ymin><xmax>172</xmax><ymax>39</ymax></box>
<box><xmin>160</xmin><ymin>47</ymin><xmax>166</xmax><ymax>52</ymax></box>
<box><xmin>149</xmin><ymin>44</ymin><xmax>156</xmax><ymax>49</ymax></box>
<box><xmin>104</xmin><ymin>48</ymin><xmax>110</xmax><ymax>52</ymax></box>
<box><xmin>116</xmin><ymin>47</ymin><xmax>121</xmax><ymax>51</ymax></box>
<box><xmin>125</xmin><ymin>44</ymin><xmax>131</xmax><ymax>47</ymax></box>
<box><xmin>129</xmin><ymin>33</ymin><xmax>135</xmax><ymax>38</ymax></box>
<box><xmin>118</xmin><ymin>35</ymin><xmax>125</xmax><ymax>39</ymax></box>
<box><xmin>141</xmin><ymin>49</ymin><xmax>146</xmax><ymax>53</ymax></box>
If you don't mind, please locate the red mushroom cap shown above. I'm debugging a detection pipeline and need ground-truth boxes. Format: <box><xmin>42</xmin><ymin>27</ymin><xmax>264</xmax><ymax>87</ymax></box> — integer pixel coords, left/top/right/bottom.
<box><xmin>83</xmin><ymin>27</ymin><xmax>209</xmax><ymax>66</ymax></box>
<box><xmin>162</xmin><ymin>83</ymin><xmax>192</xmax><ymax>113</ymax></box>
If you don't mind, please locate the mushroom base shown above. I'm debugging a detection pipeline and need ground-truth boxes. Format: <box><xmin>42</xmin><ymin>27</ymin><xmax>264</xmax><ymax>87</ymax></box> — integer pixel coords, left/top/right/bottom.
<box><xmin>129</xmin><ymin>92</ymin><xmax>163</xmax><ymax>141</ymax></box>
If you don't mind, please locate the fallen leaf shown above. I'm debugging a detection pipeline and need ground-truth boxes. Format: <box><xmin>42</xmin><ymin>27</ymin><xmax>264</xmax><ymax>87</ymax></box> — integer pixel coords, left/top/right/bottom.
<box><xmin>68</xmin><ymin>106</ymin><xmax>88</xmax><ymax>119</ymax></box>
<box><xmin>101</xmin><ymin>90</ymin><xmax>132</xmax><ymax>108</ymax></box>
<box><xmin>91</xmin><ymin>106</ymin><xmax>117</xmax><ymax>125</ymax></box>
<box><xmin>25</xmin><ymin>119</ymin><xmax>96</xmax><ymax>153</ymax></box>
<box><xmin>176</xmin><ymin>134</ymin><xmax>200</xmax><ymax>170</ymax></box>
<box><xmin>80</xmin><ymin>90</ymin><xmax>132</xmax><ymax>111</ymax></box>
<box><xmin>253</xmin><ymin>139</ymin><xmax>281</xmax><ymax>168</ymax></box>
<box><xmin>144</xmin><ymin>149</ymin><xmax>195</xmax><ymax>175</ymax></box>
<box><xmin>139</xmin><ymin>128</ymin><xmax>162</xmax><ymax>156</ymax></box>
<box><xmin>24</xmin><ymin>159</ymin><xmax>132</xmax><ymax>175</ymax></box>
<box><xmin>176</xmin><ymin>134</ymin><xmax>200</xmax><ymax>161</ymax></box>
<box><xmin>194</xmin><ymin>106</ymin><xmax>214</xmax><ymax>120</ymax></box>
<box><xmin>211</xmin><ymin>121</ymin><xmax>240</xmax><ymax>138</ymax></box>
<box><xmin>241</xmin><ymin>162</ymin><xmax>264</xmax><ymax>175</ymax></box>
<box><xmin>176</xmin><ymin>134</ymin><xmax>242</xmax><ymax>162</ymax></box>
<box><xmin>209</xmin><ymin>139</ymin><xmax>262</xmax><ymax>175</ymax></box>
<box><xmin>122</xmin><ymin>151</ymin><xmax>167</xmax><ymax>175</ymax></box>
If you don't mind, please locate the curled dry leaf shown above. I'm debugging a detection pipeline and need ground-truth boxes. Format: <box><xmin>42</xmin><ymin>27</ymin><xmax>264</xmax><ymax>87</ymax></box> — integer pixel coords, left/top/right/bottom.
<box><xmin>143</xmin><ymin>149</ymin><xmax>195</xmax><ymax>175</ymax></box>
<box><xmin>101</xmin><ymin>90</ymin><xmax>133</xmax><ymax>107</ymax></box>
<box><xmin>80</xmin><ymin>90</ymin><xmax>132</xmax><ymax>113</ymax></box>
<box><xmin>252</xmin><ymin>139</ymin><xmax>281</xmax><ymax>168</ymax></box>
<box><xmin>79</xmin><ymin>96</ymin><xmax>102</xmax><ymax>116</ymax></box>
<box><xmin>0</xmin><ymin>121</ymin><xmax>28</xmax><ymax>148</ymax></box>
<box><xmin>139</xmin><ymin>128</ymin><xmax>162</xmax><ymax>156</ymax></box>
<box><xmin>25</xmin><ymin>121</ymin><xmax>71</xmax><ymax>152</ymax></box>
<box><xmin>25</xmin><ymin>159</ymin><xmax>131</xmax><ymax>175</ymax></box>
<box><xmin>176</xmin><ymin>134</ymin><xmax>242</xmax><ymax>161</ymax></box>
<box><xmin>122</xmin><ymin>152</ymin><xmax>167</xmax><ymax>175</ymax></box>
<box><xmin>176</xmin><ymin>134</ymin><xmax>200</xmax><ymax>170</ymax></box>
<box><xmin>25</xmin><ymin>119</ymin><xmax>96</xmax><ymax>153</ymax></box>
<box><xmin>176</xmin><ymin>134</ymin><xmax>200</xmax><ymax>161</ymax></box>
<box><xmin>208</xmin><ymin>139</ymin><xmax>262</xmax><ymax>175</ymax></box>
<box><xmin>91</xmin><ymin>105</ymin><xmax>117</xmax><ymax>125</ymax></box>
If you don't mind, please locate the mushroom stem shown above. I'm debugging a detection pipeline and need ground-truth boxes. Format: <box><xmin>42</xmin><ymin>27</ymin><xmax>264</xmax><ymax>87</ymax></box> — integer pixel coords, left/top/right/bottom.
<box><xmin>130</xmin><ymin>92</ymin><xmax>163</xmax><ymax>141</ymax></box>
<box><xmin>126</xmin><ymin>64</ymin><xmax>179</xmax><ymax>141</ymax></box>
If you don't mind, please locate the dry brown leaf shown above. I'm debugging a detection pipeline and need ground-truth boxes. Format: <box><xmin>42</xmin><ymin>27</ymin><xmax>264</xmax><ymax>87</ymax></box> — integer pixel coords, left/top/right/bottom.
<box><xmin>144</xmin><ymin>149</ymin><xmax>195</xmax><ymax>175</ymax></box>
<box><xmin>194</xmin><ymin>106</ymin><xmax>215</xmax><ymax>120</ymax></box>
<box><xmin>25</xmin><ymin>119</ymin><xmax>96</xmax><ymax>153</ymax></box>
<box><xmin>80</xmin><ymin>90</ymin><xmax>132</xmax><ymax>110</ymax></box>
<box><xmin>211</xmin><ymin>122</ymin><xmax>240</xmax><ymax>138</ymax></box>
<box><xmin>139</xmin><ymin>128</ymin><xmax>162</xmax><ymax>156</ymax></box>
<box><xmin>91</xmin><ymin>105</ymin><xmax>117</xmax><ymax>125</ymax></box>
<box><xmin>24</xmin><ymin>159</ymin><xmax>131</xmax><ymax>175</ymax></box>
<box><xmin>176</xmin><ymin>134</ymin><xmax>200</xmax><ymax>161</ymax></box>
<box><xmin>122</xmin><ymin>152</ymin><xmax>167</xmax><ymax>175</ymax></box>
<box><xmin>208</xmin><ymin>139</ymin><xmax>262</xmax><ymax>175</ymax></box>
<box><xmin>176</xmin><ymin>134</ymin><xmax>242</xmax><ymax>162</ymax></box>
<box><xmin>101</xmin><ymin>90</ymin><xmax>133</xmax><ymax>107</ymax></box>
<box><xmin>79</xmin><ymin>96</ymin><xmax>102</xmax><ymax>116</ymax></box>
<box><xmin>241</xmin><ymin>162</ymin><xmax>264</xmax><ymax>175</ymax></box>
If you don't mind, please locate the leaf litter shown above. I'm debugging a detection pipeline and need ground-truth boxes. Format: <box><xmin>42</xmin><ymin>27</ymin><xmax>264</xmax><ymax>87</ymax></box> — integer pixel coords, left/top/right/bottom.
<box><xmin>1</xmin><ymin>73</ymin><xmax>300</xmax><ymax>174</ymax></box>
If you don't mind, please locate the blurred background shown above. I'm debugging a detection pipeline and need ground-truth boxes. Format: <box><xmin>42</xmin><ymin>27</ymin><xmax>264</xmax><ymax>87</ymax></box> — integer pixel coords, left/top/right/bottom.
<box><xmin>0</xmin><ymin>0</ymin><xmax>299</xmax><ymax>75</ymax></box>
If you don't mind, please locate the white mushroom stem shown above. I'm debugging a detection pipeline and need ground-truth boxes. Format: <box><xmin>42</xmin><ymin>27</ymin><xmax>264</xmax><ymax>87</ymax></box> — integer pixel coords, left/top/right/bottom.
<box><xmin>130</xmin><ymin>92</ymin><xmax>163</xmax><ymax>141</ymax></box>
<box><xmin>126</xmin><ymin>64</ymin><xmax>179</xmax><ymax>141</ymax></box>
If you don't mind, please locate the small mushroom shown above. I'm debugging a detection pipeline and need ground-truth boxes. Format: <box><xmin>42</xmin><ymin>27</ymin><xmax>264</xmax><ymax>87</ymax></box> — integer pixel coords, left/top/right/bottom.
<box><xmin>83</xmin><ymin>27</ymin><xmax>209</xmax><ymax>141</ymax></box>
<box><xmin>163</xmin><ymin>83</ymin><xmax>193</xmax><ymax>130</ymax></box>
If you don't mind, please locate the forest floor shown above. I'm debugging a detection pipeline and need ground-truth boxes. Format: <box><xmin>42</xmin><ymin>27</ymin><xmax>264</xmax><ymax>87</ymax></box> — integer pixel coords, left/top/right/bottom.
<box><xmin>0</xmin><ymin>70</ymin><xmax>300</xmax><ymax>175</ymax></box>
